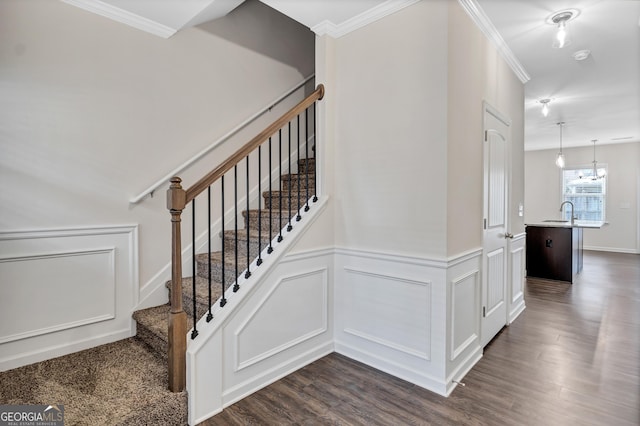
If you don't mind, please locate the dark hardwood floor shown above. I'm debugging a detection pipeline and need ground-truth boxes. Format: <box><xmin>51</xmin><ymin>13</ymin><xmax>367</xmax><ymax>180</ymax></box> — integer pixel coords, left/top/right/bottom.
<box><xmin>202</xmin><ymin>251</ymin><xmax>640</xmax><ymax>425</ymax></box>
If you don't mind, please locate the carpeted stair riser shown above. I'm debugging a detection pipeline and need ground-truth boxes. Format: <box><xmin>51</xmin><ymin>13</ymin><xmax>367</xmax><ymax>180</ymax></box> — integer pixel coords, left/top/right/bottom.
<box><xmin>297</xmin><ymin>157</ymin><xmax>315</xmax><ymax>174</ymax></box>
<box><xmin>280</xmin><ymin>173</ymin><xmax>316</xmax><ymax>191</ymax></box>
<box><xmin>263</xmin><ymin>190</ymin><xmax>310</xmax><ymax>211</ymax></box>
<box><xmin>243</xmin><ymin>209</ymin><xmax>294</xmax><ymax>233</ymax></box>
<box><xmin>223</xmin><ymin>230</ymin><xmax>274</xmax><ymax>260</ymax></box>
<box><xmin>194</xmin><ymin>251</ymin><xmax>247</xmax><ymax>288</ymax></box>
<box><xmin>133</xmin><ymin>304</ymin><xmax>194</xmax><ymax>359</ymax></box>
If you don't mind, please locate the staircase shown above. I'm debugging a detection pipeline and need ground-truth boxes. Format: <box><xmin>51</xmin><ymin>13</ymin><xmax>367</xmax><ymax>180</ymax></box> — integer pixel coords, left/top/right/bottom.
<box><xmin>133</xmin><ymin>158</ymin><xmax>316</xmax><ymax>360</ymax></box>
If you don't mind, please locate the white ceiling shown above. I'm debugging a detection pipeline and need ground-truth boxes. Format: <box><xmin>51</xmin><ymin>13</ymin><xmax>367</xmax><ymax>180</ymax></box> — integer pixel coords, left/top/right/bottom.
<box><xmin>475</xmin><ymin>0</ymin><xmax>640</xmax><ymax>151</ymax></box>
<box><xmin>65</xmin><ymin>0</ymin><xmax>639</xmax><ymax>151</ymax></box>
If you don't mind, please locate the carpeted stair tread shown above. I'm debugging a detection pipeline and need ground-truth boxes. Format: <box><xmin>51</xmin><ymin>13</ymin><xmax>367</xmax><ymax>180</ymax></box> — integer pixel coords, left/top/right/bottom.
<box><xmin>133</xmin><ymin>304</ymin><xmax>174</xmax><ymax>346</ymax></box>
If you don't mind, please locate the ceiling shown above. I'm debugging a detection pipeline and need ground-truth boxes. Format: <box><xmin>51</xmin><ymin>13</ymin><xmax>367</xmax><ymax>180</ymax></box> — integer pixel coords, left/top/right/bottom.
<box><xmin>65</xmin><ymin>0</ymin><xmax>639</xmax><ymax>151</ymax></box>
<box><xmin>475</xmin><ymin>0</ymin><xmax>640</xmax><ymax>151</ymax></box>
<box><xmin>261</xmin><ymin>0</ymin><xmax>640</xmax><ymax>151</ymax></box>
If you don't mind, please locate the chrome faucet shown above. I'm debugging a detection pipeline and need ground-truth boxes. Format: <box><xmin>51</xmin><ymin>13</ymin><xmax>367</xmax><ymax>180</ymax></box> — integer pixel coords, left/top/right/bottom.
<box><xmin>560</xmin><ymin>201</ymin><xmax>576</xmax><ymax>225</ymax></box>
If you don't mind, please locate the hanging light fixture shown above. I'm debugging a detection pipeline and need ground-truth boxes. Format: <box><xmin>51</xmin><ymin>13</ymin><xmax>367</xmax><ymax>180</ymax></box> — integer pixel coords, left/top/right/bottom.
<box><xmin>581</xmin><ymin>139</ymin><xmax>606</xmax><ymax>180</ymax></box>
<box><xmin>546</xmin><ymin>9</ymin><xmax>580</xmax><ymax>49</ymax></box>
<box><xmin>539</xmin><ymin>99</ymin><xmax>551</xmax><ymax>117</ymax></box>
<box><xmin>555</xmin><ymin>122</ymin><xmax>566</xmax><ymax>168</ymax></box>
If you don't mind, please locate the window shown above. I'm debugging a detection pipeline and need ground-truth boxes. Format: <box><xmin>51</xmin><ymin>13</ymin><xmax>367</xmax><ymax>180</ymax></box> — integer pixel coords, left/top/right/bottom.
<box><xmin>562</xmin><ymin>166</ymin><xmax>607</xmax><ymax>221</ymax></box>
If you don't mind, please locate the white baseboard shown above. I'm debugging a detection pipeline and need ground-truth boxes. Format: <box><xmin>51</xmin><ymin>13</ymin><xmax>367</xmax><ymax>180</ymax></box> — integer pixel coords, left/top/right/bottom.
<box><xmin>335</xmin><ymin>340</ymin><xmax>448</xmax><ymax>396</ymax></box>
<box><xmin>0</xmin><ymin>328</ymin><xmax>133</xmax><ymax>371</ymax></box>
<box><xmin>584</xmin><ymin>246</ymin><xmax>640</xmax><ymax>254</ymax></box>
<box><xmin>445</xmin><ymin>345</ymin><xmax>483</xmax><ymax>396</ymax></box>
<box><xmin>509</xmin><ymin>300</ymin><xmax>526</xmax><ymax>324</ymax></box>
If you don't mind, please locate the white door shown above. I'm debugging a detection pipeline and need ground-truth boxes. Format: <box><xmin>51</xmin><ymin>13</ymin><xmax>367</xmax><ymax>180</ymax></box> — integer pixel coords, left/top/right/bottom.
<box><xmin>481</xmin><ymin>104</ymin><xmax>510</xmax><ymax>347</ymax></box>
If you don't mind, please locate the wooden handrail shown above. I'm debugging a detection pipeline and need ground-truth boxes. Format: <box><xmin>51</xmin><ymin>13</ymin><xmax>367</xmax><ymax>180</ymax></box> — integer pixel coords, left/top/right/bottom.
<box><xmin>184</xmin><ymin>84</ymin><xmax>324</xmax><ymax>203</ymax></box>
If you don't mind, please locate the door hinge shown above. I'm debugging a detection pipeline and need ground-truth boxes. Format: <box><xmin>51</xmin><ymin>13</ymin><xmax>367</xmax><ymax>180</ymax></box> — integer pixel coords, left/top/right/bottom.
<box><xmin>483</xmin><ymin>218</ymin><xmax>487</xmax><ymax>229</ymax></box>
<box><xmin>484</xmin><ymin>130</ymin><xmax>488</xmax><ymax>141</ymax></box>
<box><xmin>483</xmin><ymin>306</ymin><xmax>486</xmax><ymax>317</ymax></box>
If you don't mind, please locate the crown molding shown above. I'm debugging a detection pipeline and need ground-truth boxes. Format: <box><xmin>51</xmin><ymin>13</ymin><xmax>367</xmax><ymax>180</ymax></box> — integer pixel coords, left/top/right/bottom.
<box><xmin>457</xmin><ymin>0</ymin><xmax>530</xmax><ymax>83</ymax></box>
<box><xmin>312</xmin><ymin>0</ymin><xmax>420</xmax><ymax>38</ymax></box>
<box><xmin>62</xmin><ymin>0</ymin><xmax>177</xmax><ymax>38</ymax></box>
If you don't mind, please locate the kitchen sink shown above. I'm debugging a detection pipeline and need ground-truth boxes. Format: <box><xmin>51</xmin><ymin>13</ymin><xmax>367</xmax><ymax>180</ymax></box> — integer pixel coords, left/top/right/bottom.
<box><xmin>542</xmin><ymin>220</ymin><xmax>570</xmax><ymax>223</ymax></box>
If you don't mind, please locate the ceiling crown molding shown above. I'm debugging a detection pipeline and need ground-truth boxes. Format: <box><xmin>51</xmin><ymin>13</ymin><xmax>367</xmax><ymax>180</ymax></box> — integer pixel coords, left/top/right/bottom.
<box><xmin>312</xmin><ymin>0</ymin><xmax>421</xmax><ymax>38</ymax></box>
<box><xmin>62</xmin><ymin>0</ymin><xmax>177</xmax><ymax>38</ymax></box>
<box><xmin>457</xmin><ymin>0</ymin><xmax>530</xmax><ymax>83</ymax></box>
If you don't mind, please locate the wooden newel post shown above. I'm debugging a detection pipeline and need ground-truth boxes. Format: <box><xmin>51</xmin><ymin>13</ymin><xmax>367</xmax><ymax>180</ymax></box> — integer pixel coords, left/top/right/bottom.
<box><xmin>167</xmin><ymin>176</ymin><xmax>187</xmax><ymax>392</ymax></box>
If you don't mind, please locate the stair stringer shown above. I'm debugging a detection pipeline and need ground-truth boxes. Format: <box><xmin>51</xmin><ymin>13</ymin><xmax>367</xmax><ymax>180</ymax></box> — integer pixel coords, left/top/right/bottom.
<box><xmin>186</xmin><ymin>195</ymin><xmax>332</xmax><ymax>426</ymax></box>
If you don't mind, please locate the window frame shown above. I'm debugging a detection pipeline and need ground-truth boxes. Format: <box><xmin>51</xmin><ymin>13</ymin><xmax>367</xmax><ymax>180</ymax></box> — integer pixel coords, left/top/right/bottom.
<box><xmin>560</xmin><ymin>164</ymin><xmax>608</xmax><ymax>222</ymax></box>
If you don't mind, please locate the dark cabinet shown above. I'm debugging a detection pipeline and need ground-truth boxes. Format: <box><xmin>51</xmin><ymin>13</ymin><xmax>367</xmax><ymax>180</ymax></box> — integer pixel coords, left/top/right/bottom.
<box><xmin>526</xmin><ymin>225</ymin><xmax>583</xmax><ymax>283</ymax></box>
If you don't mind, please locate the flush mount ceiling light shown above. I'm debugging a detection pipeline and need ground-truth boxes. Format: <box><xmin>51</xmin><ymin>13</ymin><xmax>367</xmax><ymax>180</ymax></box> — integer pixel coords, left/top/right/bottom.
<box><xmin>555</xmin><ymin>122</ymin><xmax>566</xmax><ymax>168</ymax></box>
<box><xmin>546</xmin><ymin>9</ymin><xmax>580</xmax><ymax>49</ymax></box>
<box><xmin>539</xmin><ymin>98</ymin><xmax>551</xmax><ymax>117</ymax></box>
<box><xmin>572</xmin><ymin>49</ymin><xmax>591</xmax><ymax>61</ymax></box>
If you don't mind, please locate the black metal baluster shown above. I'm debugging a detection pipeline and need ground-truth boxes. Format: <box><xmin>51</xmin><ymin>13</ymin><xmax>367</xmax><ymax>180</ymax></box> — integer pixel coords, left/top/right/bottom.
<box><xmin>287</xmin><ymin>121</ymin><xmax>293</xmax><ymax>232</ymax></box>
<box><xmin>257</xmin><ymin>145</ymin><xmax>263</xmax><ymax>266</ymax></box>
<box><xmin>313</xmin><ymin>102</ymin><xmax>318</xmax><ymax>203</ymax></box>
<box><xmin>268</xmin><ymin>137</ymin><xmax>274</xmax><ymax>254</ymax></box>
<box><xmin>305</xmin><ymin>107</ymin><xmax>310</xmax><ymax>212</ymax></box>
<box><xmin>278</xmin><ymin>128</ymin><xmax>283</xmax><ymax>243</ymax></box>
<box><xmin>220</xmin><ymin>176</ymin><xmax>227</xmax><ymax>307</ymax></box>
<box><xmin>296</xmin><ymin>115</ymin><xmax>301</xmax><ymax>222</ymax></box>
<box><xmin>191</xmin><ymin>199</ymin><xmax>198</xmax><ymax>339</ymax></box>
<box><xmin>245</xmin><ymin>156</ymin><xmax>251</xmax><ymax>279</ymax></box>
<box><xmin>233</xmin><ymin>165</ymin><xmax>239</xmax><ymax>292</ymax></box>
<box><xmin>206</xmin><ymin>187</ymin><xmax>213</xmax><ymax>322</ymax></box>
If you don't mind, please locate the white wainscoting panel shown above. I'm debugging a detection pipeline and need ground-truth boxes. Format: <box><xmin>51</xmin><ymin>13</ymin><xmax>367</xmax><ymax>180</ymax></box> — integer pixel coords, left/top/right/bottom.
<box><xmin>445</xmin><ymin>249</ymin><xmax>483</xmax><ymax>395</ymax></box>
<box><xmin>0</xmin><ymin>225</ymin><xmax>138</xmax><ymax>371</ymax></box>
<box><xmin>234</xmin><ymin>268</ymin><xmax>328</xmax><ymax>371</ymax></box>
<box><xmin>0</xmin><ymin>249</ymin><xmax>115</xmax><ymax>344</ymax></box>
<box><xmin>450</xmin><ymin>270</ymin><xmax>479</xmax><ymax>361</ymax></box>
<box><xmin>342</xmin><ymin>267</ymin><xmax>431</xmax><ymax>360</ymax></box>
<box><xmin>334</xmin><ymin>248</ymin><xmax>484</xmax><ymax>397</ymax></box>
<box><xmin>508</xmin><ymin>233</ymin><xmax>526</xmax><ymax>323</ymax></box>
<box><xmin>334</xmin><ymin>248</ymin><xmax>449</xmax><ymax>395</ymax></box>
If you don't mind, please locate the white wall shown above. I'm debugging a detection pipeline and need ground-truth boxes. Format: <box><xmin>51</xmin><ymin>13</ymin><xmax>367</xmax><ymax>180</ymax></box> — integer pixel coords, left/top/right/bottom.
<box><xmin>525</xmin><ymin>142</ymin><xmax>640</xmax><ymax>253</ymax></box>
<box><xmin>331</xmin><ymin>0</ymin><xmax>449</xmax><ymax>259</ymax></box>
<box><xmin>0</xmin><ymin>0</ymin><xmax>314</xmax><ymax>300</ymax></box>
<box><xmin>447</xmin><ymin>2</ymin><xmax>525</xmax><ymax>257</ymax></box>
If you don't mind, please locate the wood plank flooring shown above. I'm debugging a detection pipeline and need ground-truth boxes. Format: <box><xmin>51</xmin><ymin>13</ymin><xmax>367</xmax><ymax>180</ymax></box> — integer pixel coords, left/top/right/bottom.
<box><xmin>202</xmin><ymin>251</ymin><xmax>640</xmax><ymax>425</ymax></box>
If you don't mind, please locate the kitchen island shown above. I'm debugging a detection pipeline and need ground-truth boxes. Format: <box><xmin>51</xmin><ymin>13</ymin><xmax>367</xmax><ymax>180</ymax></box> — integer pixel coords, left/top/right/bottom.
<box><xmin>525</xmin><ymin>221</ymin><xmax>603</xmax><ymax>283</ymax></box>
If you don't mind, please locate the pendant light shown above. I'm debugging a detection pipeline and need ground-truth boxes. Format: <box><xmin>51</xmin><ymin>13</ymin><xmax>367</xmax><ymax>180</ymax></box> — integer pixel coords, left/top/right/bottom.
<box><xmin>555</xmin><ymin>122</ymin><xmax>566</xmax><ymax>169</ymax></box>
<box><xmin>585</xmin><ymin>139</ymin><xmax>606</xmax><ymax>180</ymax></box>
